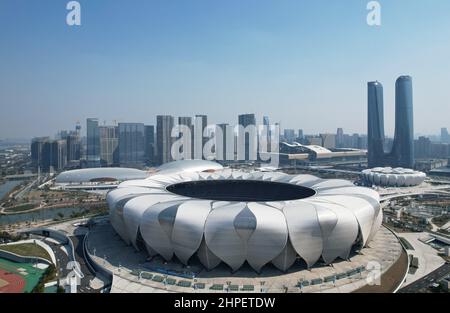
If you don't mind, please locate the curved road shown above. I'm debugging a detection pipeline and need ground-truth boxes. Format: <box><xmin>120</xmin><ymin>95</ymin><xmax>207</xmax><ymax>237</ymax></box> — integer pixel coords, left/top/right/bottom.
<box><xmin>399</xmin><ymin>263</ymin><xmax>450</xmax><ymax>293</ymax></box>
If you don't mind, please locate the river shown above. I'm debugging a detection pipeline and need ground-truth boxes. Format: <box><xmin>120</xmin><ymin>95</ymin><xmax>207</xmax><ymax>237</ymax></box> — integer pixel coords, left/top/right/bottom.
<box><xmin>0</xmin><ymin>180</ymin><xmax>23</xmax><ymax>201</ymax></box>
<box><xmin>0</xmin><ymin>207</ymin><xmax>89</xmax><ymax>225</ymax></box>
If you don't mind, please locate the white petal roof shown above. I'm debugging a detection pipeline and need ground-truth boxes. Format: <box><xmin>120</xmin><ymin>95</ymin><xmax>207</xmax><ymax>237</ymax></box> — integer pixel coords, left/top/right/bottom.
<box><xmin>107</xmin><ymin>162</ymin><xmax>381</xmax><ymax>272</ymax></box>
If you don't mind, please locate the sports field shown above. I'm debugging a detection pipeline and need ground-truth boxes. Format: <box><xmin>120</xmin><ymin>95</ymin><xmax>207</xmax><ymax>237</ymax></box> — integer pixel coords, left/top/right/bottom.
<box><xmin>0</xmin><ymin>258</ymin><xmax>46</xmax><ymax>293</ymax></box>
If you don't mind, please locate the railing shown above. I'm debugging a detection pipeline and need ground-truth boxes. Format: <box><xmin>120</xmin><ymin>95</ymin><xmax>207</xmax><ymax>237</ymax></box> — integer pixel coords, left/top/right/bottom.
<box><xmin>0</xmin><ymin>249</ymin><xmax>52</xmax><ymax>266</ymax></box>
<box><xmin>82</xmin><ymin>230</ymin><xmax>113</xmax><ymax>293</ymax></box>
<box><xmin>20</xmin><ymin>228</ymin><xmax>76</xmax><ymax>262</ymax></box>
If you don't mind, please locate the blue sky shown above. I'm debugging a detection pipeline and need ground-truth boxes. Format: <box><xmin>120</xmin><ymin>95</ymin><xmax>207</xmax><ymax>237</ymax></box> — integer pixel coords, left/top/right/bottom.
<box><xmin>1</xmin><ymin>0</ymin><xmax>450</xmax><ymax>138</ymax></box>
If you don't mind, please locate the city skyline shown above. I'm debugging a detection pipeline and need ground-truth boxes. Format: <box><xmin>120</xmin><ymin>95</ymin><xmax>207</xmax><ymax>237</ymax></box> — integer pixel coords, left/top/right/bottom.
<box><xmin>2</xmin><ymin>1</ymin><xmax>450</xmax><ymax>138</ymax></box>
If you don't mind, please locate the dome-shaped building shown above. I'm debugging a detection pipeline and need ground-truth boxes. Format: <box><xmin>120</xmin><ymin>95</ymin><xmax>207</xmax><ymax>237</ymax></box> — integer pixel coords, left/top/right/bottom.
<box><xmin>362</xmin><ymin>167</ymin><xmax>426</xmax><ymax>187</ymax></box>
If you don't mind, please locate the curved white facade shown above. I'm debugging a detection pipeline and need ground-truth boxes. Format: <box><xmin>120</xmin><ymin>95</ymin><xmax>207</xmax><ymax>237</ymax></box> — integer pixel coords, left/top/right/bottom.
<box><xmin>107</xmin><ymin>162</ymin><xmax>381</xmax><ymax>272</ymax></box>
<box><xmin>362</xmin><ymin>167</ymin><xmax>426</xmax><ymax>187</ymax></box>
<box><xmin>55</xmin><ymin>167</ymin><xmax>149</xmax><ymax>183</ymax></box>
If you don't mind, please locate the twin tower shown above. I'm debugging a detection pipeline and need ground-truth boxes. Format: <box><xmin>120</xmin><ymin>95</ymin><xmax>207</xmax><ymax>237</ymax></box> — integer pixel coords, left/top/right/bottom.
<box><xmin>367</xmin><ymin>76</ymin><xmax>415</xmax><ymax>169</ymax></box>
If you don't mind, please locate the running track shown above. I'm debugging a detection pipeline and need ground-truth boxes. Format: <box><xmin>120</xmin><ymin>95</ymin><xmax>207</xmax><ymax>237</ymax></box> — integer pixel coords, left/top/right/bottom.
<box><xmin>0</xmin><ymin>269</ymin><xmax>25</xmax><ymax>293</ymax></box>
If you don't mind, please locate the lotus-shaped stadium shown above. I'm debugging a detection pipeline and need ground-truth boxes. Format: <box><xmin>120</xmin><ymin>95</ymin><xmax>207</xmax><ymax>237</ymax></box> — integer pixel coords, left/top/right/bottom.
<box><xmin>107</xmin><ymin>161</ymin><xmax>382</xmax><ymax>273</ymax></box>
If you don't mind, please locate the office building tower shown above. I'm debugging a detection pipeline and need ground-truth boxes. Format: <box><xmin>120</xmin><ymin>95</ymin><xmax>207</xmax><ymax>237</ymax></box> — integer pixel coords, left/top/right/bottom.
<box><xmin>144</xmin><ymin>125</ymin><xmax>155</xmax><ymax>165</ymax></box>
<box><xmin>99</xmin><ymin>125</ymin><xmax>119</xmax><ymax>166</ymax></box>
<box><xmin>118</xmin><ymin>123</ymin><xmax>145</xmax><ymax>168</ymax></box>
<box><xmin>415</xmin><ymin>136</ymin><xmax>431</xmax><ymax>158</ymax></box>
<box><xmin>86</xmin><ymin>118</ymin><xmax>101</xmax><ymax>167</ymax></box>
<box><xmin>157</xmin><ymin>115</ymin><xmax>174</xmax><ymax>165</ymax></box>
<box><xmin>367</xmin><ymin>76</ymin><xmax>415</xmax><ymax>168</ymax></box>
<box><xmin>238</xmin><ymin>114</ymin><xmax>256</xmax><ymax>161</ymax></box>
<box><xmin>441</xmin><ymin>128</ymin><xmax>450</xmax><ymax>144</ymax></box>
<box><xmin>66</xmin><ymin>133</ymin><xmax>81</xmax><ymax>162</ymax></box>
<box><xmin>336</xmin><ymin>128</ymin><xmax>344</xmax><ymax>148</ymax></box>
<box><xmin>31</xmin><ymin>137</ymin><xmax>50</xmax><ymax>170</ymax></box>
<box><xmin>320</xmin><ymin>134</ymin><xmax>336</xmax><ymax>149</ymax></box>
<box><xmin>283</xmin><ymin>129</ymin><xmax>296</xmax><ymax>143</ymax></box>
<box><xmin>41</xmin><ymin>140</ymin><xmax>67</xmax><ymax>172</ymax></box>
<box><xmin>368</xmin><ymin>81</ymin><xmax>385</xmax><ymax>167</ymax></box>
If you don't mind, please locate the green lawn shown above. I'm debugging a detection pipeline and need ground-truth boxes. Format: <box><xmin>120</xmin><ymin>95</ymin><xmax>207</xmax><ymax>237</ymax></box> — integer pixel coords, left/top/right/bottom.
<box><xmin>0</xmin><ymin>243</ymin><xmax>52</xmax><ymax>262</ymax></box>
<box><xmin>3</xmin><ymin>203</ymin><xmax>36</xmax><ymax>213</ymax></box>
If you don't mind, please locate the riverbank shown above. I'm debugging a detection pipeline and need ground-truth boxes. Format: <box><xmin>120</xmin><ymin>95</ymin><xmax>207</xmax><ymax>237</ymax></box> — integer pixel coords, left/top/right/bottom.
<box><xmin>0</xmin><ymin>205</ymin><xmax>108</xmax><ymax>232</ymax></box>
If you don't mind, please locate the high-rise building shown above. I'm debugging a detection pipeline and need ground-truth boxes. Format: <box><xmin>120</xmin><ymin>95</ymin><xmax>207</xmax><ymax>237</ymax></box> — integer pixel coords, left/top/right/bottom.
<box><xmin>144</xmin><ymin>125</ymin><xmax>155</xmax><ymax>165</ymax></box>
<box><xmin>320</xmin><ymin>134</ymin><xmax>336</xmax><ymax>149</ymax></box>
<box><xmin>99</xmin><ymin>126</ymin><xmax>119</xmax><ymax>166</ymax></box>
<box><xmin>336</xmin><ymin>128</ymin><xmax>344</xmax><ymax>148</ymax></box>
<box><xmin>41</xmin><ymin>140</ymin><xmax>67</xmax><ymax>172</ymax></box>
<box><xmin>118</xmin><ymin>123</ymin><xmax>145</xmax><ymax>167</ymax></box>
<box><xmin>368</xmin><ymin>76</ymin><xmax>415</xmax><ymax>168</ymax></box>
<box><xmin>368</xmin><ymin>81</ymin><xmax>385</xmax><ymax>167</ymax></box>
<box><xmin>86</xmin><ymin>118</ymin><xmax>100</xmax><ymax>167</ymax></box>
<box><xmin>66</xmin><ymin>133</ymin><xmax>81</xmax><ymax>162</ymax></box>
<box><xmin>415</xmin><ymin>136</ymin><xmax>431</xmax><ymax>158</ymax></box>
<box><xmin>283</xmin><ymin>129</ymin><xmax>296</xmax><ymax>143</ymax></box>
<box><xmin>157</xmin><ymin>115</ymin><xmax>174</xmax><ymax>165</ymax></box>
<box><xmin>298</xmin><ymin>129</ymin><xmax>304</xmax><ymax>140</ymax></box>
<box><xmin>441</xmin><ymin>128</ymin><xmax>450</xmax><ymax>144</ymax></box>
<box><xmin>238</xmin><ymin>114</ymin><xmax>256</xmax><ymax>161</ymax></box>
<box><xmin>31</xmin><ymin>137</ymin><xmax>50</xmax><ymax>170</ymax></box>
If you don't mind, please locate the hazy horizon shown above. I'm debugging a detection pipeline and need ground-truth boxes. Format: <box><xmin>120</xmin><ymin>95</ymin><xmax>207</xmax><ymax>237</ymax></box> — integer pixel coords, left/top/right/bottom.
<box><xmin>1</xmin><ymin>0</ymin><xmax>450</xmax><ymax>139</ymax></box>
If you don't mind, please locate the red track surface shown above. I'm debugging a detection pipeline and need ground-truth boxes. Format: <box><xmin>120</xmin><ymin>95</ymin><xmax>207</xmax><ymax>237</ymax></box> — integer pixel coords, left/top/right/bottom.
<box><xmin>0</xmin><ymin>269</ymin><xmax>25</xmax><ymax>293</ymax></box>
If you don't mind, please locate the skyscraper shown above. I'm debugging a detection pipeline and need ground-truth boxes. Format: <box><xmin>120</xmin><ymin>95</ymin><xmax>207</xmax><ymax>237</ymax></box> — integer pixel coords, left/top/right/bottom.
<box><xmin>86</xmin><ymin>118</ymin><xmax>100</xmax><ymax>167</ymax></box>
<box><xmin>99</xmin><ymin>125</ymin><xmax>119</xmax><ymax>166</ymax></box>
<box><xmin>367</xmin><ymin>76</ymin><xmax>415</xmax><ymax>168</ymax></box>
<box><xmin>157</xmin><ymin>115</ymin><xmax>174</xmax><ymax>165</ymax></box>
<box><xmin>336</xmin><ymin>128</ymin><xmax>344</xmax><ymax>148</ymax></box>
<box><xmin>144</xmin><ymin>125</ymin><xmax>155</xmax><ymax>165</ymax></box>
<box><xmin>31</xmin><ymin>137</ymin><xmax>50</xmax><ymax>170</ymax></box>
<box><xmin>118</xmin><ymin>123</ymin><xmax>145</xmax><ymax>167</ymax></box>
<box><xmin>390</xmin><ymin>76</ymin><xmax>415</xmax><ymax>168</ymax></box>
<box><xmin>41</xmin><ymin>140</ymin><xmax>67</xmax><ymax>172</ymax></box>
<box><xmin>66</xmin><ymin>133</ymin><xmax>81</xmax><ymax>163</ymax></box>
<box><xmin>283</xmin><ymin>129</ymin><xmax>296</xmax><ymax>143</ymax></box>
<box><xmin>238</xmin><ymin>114</ymin><xmax>256</xmax><ymax>161</ymax></box>
<box><xmin>441</xmin><ymin>128</ymin><xmax>450</xmax><ymax>144</ymax></box>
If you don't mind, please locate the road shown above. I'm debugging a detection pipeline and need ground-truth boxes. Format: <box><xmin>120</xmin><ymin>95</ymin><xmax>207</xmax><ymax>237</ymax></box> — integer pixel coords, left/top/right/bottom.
<box><xmin>41</xmin><ymin>238</ymin><xmax>71</xmax><ymax>285</ymax></box>
<box><xmin>70</xmin><ymin>235</ymin><xmax>102</xmax><ymax>293</ymax></box>
<box><xmin>399</xmin><ymin>263</ymin><xmax>450</xmax><ymax>293</ymax></box>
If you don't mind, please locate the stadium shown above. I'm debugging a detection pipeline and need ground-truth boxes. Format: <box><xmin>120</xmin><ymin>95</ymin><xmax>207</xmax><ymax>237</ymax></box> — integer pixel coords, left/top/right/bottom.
<box><xmin>107</xmin><ymin>160</ymin><xmax>382</xmax><ymax>273</ymax></box>
<box><xmin>362</xmin><ymin>167</ymin><xmax>426</xmax><ymax>187</ymax></box>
